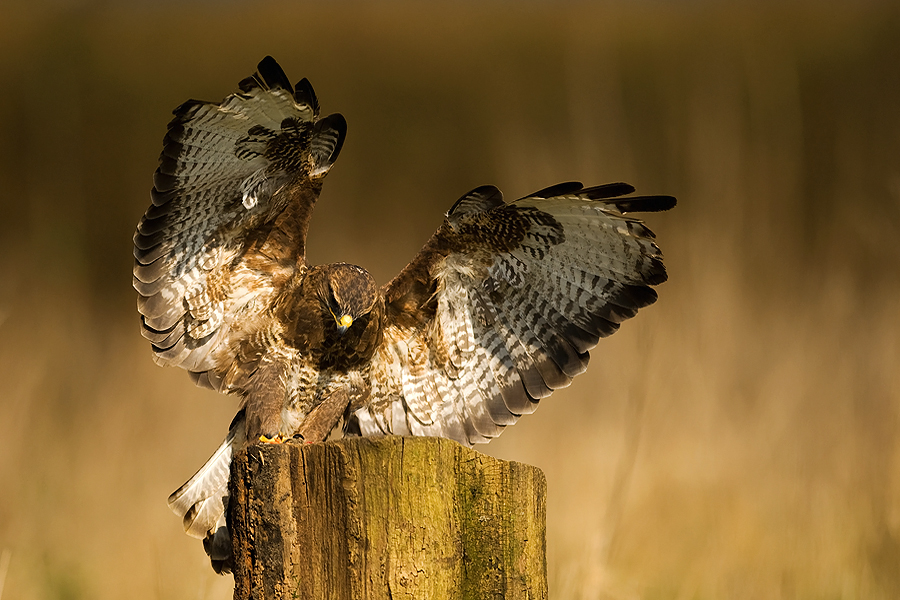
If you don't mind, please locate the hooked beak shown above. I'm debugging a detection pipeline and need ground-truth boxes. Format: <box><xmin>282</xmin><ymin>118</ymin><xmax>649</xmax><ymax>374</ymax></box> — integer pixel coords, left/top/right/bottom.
<box><xmin>336</xmin><ymin>314</ymin><xmax>353</xmax><ymax>335</ymax></box>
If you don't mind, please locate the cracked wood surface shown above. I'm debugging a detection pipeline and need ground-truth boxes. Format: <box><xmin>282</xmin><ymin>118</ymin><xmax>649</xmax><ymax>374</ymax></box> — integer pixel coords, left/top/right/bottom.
<box><xmin>230</xmin><ymin>436</ymin><xmax>547</xmax><ymax>599</ymax></box>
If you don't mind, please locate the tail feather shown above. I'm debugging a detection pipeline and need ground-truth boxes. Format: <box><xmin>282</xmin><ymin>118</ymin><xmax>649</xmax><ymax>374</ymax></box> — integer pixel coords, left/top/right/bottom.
<box><xmin>203</xmin><ymin>517</ymin><xmax>233</xmax><ymax>575</ymax></box>
<box><xmin>168</xmin><ymin>412</ymin><xmax>245</xmax><ymax>540</ymax></box>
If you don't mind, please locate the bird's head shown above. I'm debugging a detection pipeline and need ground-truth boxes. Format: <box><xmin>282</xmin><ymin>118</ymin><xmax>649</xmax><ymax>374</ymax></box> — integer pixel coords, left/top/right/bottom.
<box><xmin>317</xmin><ymin>263</ymin><xmax>379</xmax><ymax>336</ymax></box>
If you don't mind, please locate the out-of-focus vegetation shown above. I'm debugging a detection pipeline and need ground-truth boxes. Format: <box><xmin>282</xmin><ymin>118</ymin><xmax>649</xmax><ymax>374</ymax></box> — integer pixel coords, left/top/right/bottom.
<box><xmin>0</xmin><ymin>1</ymin><xmax>898</xmax><ymax>598</ymax></box>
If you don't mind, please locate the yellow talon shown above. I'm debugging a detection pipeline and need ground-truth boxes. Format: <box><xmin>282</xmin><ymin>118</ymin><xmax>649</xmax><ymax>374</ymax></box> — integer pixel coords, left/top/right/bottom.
<box><xmin>259</xmin><ymin>433</ymin><xmax>286</xmax><ymax>444</ymax></box>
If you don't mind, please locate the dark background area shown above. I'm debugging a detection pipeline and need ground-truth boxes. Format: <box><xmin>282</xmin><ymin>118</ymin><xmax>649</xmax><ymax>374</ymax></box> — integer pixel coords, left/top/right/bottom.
<box><xmin>0</xmin><ymin>1</ymin><xmax>898</xmax><ymax>598</ymax></box>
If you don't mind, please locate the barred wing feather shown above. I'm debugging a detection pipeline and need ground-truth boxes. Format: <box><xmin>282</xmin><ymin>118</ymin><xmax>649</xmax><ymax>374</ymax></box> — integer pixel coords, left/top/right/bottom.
<box><xmin>132</xmin><ymin>56</ymin><xmax>345</xmax><ymax>388</ymax></box>
<box><xmin>354</xmin><ymin>182</ymin><xmax>674</xmax><ymax>445</ymax></box>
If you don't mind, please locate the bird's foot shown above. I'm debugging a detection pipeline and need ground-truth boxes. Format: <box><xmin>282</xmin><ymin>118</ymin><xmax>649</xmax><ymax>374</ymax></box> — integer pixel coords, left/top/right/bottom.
<box><xmin>259</xmin><ymin>433</ymin><xmax>288</xmax><ymax>444</ymax></box>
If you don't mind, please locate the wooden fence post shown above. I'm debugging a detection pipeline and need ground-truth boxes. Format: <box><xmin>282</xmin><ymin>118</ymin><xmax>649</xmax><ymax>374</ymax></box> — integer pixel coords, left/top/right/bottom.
<box><xmin>229</xmin><ymin>436</ymin><xmax>547</xmax><ymax>599</ymax></box>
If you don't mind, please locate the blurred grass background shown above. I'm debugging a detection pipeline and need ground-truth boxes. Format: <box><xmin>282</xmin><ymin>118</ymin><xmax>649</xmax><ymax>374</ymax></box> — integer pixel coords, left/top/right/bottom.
<box><xmin>0</xmin><ymin>1</ymin><xmax>898</xmax><ymax>598</ymax></box>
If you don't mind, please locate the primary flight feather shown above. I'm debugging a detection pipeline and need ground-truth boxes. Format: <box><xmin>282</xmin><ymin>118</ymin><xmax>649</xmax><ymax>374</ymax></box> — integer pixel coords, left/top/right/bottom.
<box><xmin>134</xmin><ymin>56</ymin><xmax>675</xmax><ymax>573</ymax></box>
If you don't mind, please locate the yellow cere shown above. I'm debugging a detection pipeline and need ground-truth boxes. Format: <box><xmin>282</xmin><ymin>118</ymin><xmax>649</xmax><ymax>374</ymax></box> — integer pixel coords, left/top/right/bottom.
<box><xmin>339</xmin><ymin>315</ymin><xmax>354</xmax><ymax>328</ymax></box>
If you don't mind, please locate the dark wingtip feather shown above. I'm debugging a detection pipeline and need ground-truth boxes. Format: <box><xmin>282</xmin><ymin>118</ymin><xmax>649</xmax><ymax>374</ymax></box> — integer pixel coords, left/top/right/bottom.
<box><xmin>620</xmin><ymin>284</ymin><xmax>659</xmax><ymax>309</ymax></box>
<box><xmin>325</xmin><ymin>113</ymin><xmax>347</xmax><ymax>154</ymax></box>
<box><xmin>579</xmin><ymin>182</ymin><xmax>636</xmax><ymax>199</ymax></box>
<box><xmin>526</xmin><ymin>181</ymin><xmax>584</xmax><ymax>199</ymax></box>
<box><xmin>295</xmin><ymin>77</ymin><xmax>319</xmax><ymax>115</ymax></box>
<box><xmin>171</xmin><ymin>99</ymin><xmax>204</xmax><ymax>120</ymax></box>
<box><xmin>237</xmin><ymin>75</ymin><xmax>260</xmax><ymax>93</ymax></box>
<box><xmin>256</xmin><ymin>56</ymin><xmax>292</xmax><ymax>91</ymax></box>
<box><xmin>447</xmin><ymin>185</ymin><xmax>504</xmax><ymax>222</ymax></box>
<box><xmin>237</xmin><ymin>56</ymin><xmax>291</xmax><ymax>94</ymax></box>
<box><xmin>310</xmin><ymin>113</ymin><xmax>347</xmax><ymax>174</ymax></box>
<box><xmin>611</xmin><ymin>195</ymin><xmax>677</xmax><ymax>214</ymax></box>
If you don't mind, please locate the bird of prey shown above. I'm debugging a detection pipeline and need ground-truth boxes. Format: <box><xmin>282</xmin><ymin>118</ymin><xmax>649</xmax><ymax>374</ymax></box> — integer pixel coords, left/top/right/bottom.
<box><xmin>133</xmin><ymin>56</ymin><xmax>675</xmax><ymax>572</ymax></box>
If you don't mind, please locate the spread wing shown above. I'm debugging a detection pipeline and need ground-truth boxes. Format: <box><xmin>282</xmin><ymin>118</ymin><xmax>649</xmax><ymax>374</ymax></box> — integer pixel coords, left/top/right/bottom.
<box><xmin>133</xmin><ymin>56</ymin><xmax>346</xmax><ymax>390</ymax></box>
<box><xmin>353</xmin><ymin>182</ymin><xmax>674</xmax><ymax>445</ymax></box>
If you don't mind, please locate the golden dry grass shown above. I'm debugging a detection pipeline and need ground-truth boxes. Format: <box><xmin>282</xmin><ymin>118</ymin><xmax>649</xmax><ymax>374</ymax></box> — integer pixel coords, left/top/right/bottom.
<box><xmin>0</xmin><ymin>2</ymin><xmax>898</xmax><ymax>598</ymax></box>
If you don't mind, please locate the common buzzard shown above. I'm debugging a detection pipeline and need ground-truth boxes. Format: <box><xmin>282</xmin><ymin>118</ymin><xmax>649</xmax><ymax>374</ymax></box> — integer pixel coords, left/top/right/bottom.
<box><xmin>133</xmin><ymin>56</ymin><xmax>675</xmax><ymax>572</ymax></box>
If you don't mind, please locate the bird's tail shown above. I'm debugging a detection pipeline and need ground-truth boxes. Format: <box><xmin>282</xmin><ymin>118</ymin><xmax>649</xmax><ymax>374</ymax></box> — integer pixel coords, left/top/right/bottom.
<box><xmin>168</xmin><ymin>410</ymin><xmax>246</xmax><ymax>573</ymax></box>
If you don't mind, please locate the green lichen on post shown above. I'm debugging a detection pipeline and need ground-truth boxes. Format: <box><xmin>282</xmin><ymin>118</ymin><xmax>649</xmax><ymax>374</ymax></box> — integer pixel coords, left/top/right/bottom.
<box><xmin>456</xmin><ymin>449</ymin><xmax>548</xmax><ymax>599</ymax></box>
<box><xmin>230</xmin><ymin>436</ymin><xmax>547</xmax><ymax>600</ymax></box>
<box><xmin>354</xmin><ymin>437</ymin><xmax>466</xmax><ymax>597</ymax></box>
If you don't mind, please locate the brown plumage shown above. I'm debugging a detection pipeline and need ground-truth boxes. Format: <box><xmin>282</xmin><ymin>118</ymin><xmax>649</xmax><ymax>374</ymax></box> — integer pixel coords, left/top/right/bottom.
<box><xmin>133</xmin><ymin>56</ymin><xmax>675</xmax><ymax>573</ymax></box>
